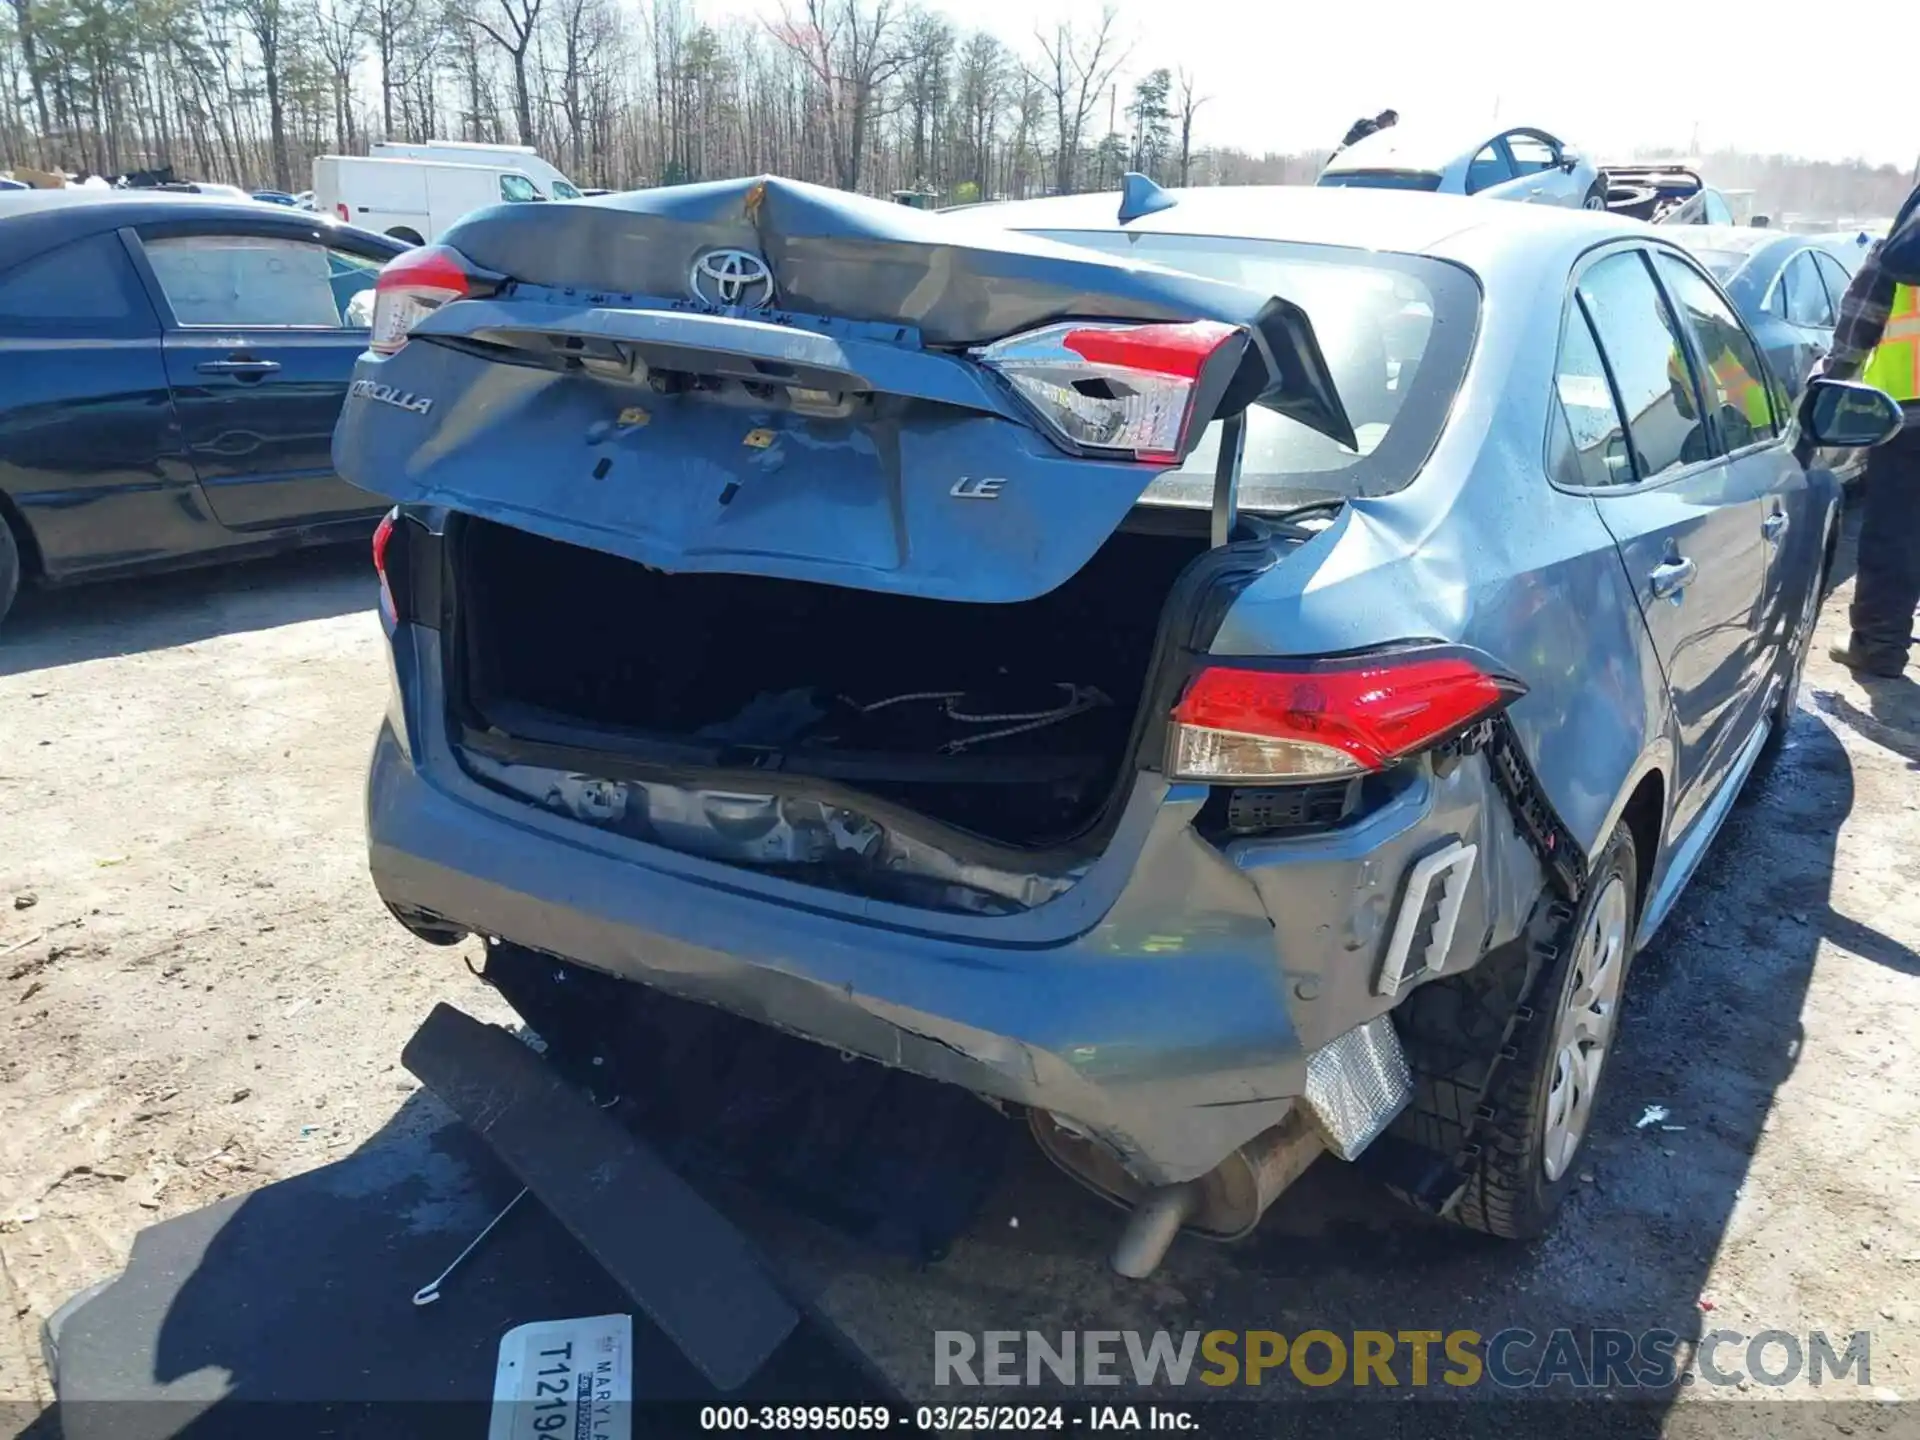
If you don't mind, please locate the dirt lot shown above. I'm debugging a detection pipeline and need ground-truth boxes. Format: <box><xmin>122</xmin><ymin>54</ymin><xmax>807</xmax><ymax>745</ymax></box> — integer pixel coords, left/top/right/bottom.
<box><xmin>3</xmin><ymin>520</ymin><xmax>1919</xmax><ymax>1429</ymax></box>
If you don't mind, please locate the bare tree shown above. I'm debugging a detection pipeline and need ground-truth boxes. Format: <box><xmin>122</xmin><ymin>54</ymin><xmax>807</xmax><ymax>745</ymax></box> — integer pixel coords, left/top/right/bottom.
<box><xmin>951</xmin><ymin>29</ymin><xmax>1002</xmax><ymax>199</ymax></box>
<box><xmin>553</xmin><ymin>0</ymin><xmax>612</xmax><ymax>176</ymax></box>
<box><xmin>897</xmin><ymin>7</ymin><xmax>949</xmax><ymax>189</ymax></box>
<box><xmin>313</xmin><ymin>0</ymin><xmax>367</xmax><ymax>149</ymax></box>
<box><xmin>229</xmin><ymin>0</ymin><xmax>298</xmax><ymax>188</ymax></box>
<box><xmin>461</xmin><ymin>0</ymin><xmax>543</xmax><ymax>144</ymax></box>
<box><xmin>6</xmin><ymin>0</ymin><xmax>53</xmax><ymax>147</ymax></box>
<box><xmin>1174</xmin><ymin>66</ymin><xmax>1205</xmax><ymax>186</ymax></box>
<box><xmin>770</xmin><ymin>0</ymin><xmax>907</xmax><ymax>193</ymax></box>
<box><xmin>364</xmin><ymin>0</ymin><xmax>423</xmax><ymax>136</ymax></box>
<box><xmin>1029</xmin><ymin>6</ymin><xmax>1121</xmax><ymax>195</ymax></box>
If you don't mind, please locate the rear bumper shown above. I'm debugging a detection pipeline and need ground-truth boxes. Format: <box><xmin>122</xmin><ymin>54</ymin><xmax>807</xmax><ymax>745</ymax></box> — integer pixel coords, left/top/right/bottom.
<box><xmin>370</xmin><ymin>629</ymin><xmax>1524</xmax><ymax>1185</ymax></box>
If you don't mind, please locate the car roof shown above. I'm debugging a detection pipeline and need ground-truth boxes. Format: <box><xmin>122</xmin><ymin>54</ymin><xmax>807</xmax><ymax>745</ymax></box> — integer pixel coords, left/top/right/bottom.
<box><xmin>0</xmin><ymin>189</ymin><xmax>403</xmax><ymax>271</ymax></box>
<box><xmin>1320</xmin><ymin>119</ymin><xmax>1520</xmax><ymax>174</ymax></box>
<box><xmin>969</xmin><ymin>184</ymin><xmax>1642</xmax><ymax>268</ymax></box>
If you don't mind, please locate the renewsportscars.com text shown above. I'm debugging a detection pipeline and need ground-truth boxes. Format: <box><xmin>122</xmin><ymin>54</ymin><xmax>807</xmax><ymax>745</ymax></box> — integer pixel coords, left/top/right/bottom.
<box><xmin>933</xmin><ymin>1329</ymin><xmax>1874</xmax><ymax>1390</ymax></box>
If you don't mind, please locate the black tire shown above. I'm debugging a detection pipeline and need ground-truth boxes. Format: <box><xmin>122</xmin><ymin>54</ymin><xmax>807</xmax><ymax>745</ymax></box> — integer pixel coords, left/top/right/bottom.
<box><xmin>1582</xmin><ymin>180</ymin><xmax>1609</xmax><ymax>212</ymax></box>
<box><xmin>0</xmin><ymin>516</ymin><xmax>20</xmax><ymax>633</ymax></box>
<box><xmin>1453</xmin><ymin>824</ymin><xmax>1636</xmax><ymax>1237</ymax></box>
<box><xmin>1389</xmin><ymin>825</ymin><xmax>1639</xmax><ymax>1239</ymax></box>
<box><xmin>387</xmin><ymin>227</ymin><xmax>424</xmax><ymax>247</ymax></box>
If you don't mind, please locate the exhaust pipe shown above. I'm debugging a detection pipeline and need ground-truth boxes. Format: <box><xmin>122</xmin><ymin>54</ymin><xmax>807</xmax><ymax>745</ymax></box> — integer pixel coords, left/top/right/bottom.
<box><xmin>1032</xmin><ymin>1107</ymin><xmax>1325</xmax><ymax>1279</ymax></box>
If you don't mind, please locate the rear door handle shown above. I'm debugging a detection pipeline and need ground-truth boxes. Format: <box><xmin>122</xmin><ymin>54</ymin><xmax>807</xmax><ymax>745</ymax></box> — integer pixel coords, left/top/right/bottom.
<box><xmin>197</xmin><ymin>358</ymin><xmax>281</xmax><ymax>378</ymax></box>
<box><xmin>1763</xmin><ymin>510</ymin><xmax>1790</xmax><ymax>542</ymax></box>
<box><xmin>1649</xmin><ymin>556</ymin><xmax>1698</xmax><ymax>599</ymax></box>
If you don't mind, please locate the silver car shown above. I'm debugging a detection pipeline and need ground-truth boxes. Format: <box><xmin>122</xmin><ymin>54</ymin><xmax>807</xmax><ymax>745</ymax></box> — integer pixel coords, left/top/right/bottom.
<box><xmin>340</xmin><ymin>181</ymin><xmax>1902</xmax><ymax>1281</ymax></box>
<box><xmin>1319</xmin><ymin>122</ymin><xmax>1607</xmax><ymax>209</ymax></box>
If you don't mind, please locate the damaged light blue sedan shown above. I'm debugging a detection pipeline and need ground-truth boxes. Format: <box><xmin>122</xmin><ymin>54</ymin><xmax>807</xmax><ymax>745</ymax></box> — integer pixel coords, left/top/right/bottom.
<box><xmin>335</xmin><ymin>176</ymin><xmax>1904</xmax><ymax>1279</ymax></box>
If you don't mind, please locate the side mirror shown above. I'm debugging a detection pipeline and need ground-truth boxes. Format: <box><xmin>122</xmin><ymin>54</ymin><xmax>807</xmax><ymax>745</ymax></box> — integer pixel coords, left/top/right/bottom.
<box><xmin>1804</xmin><ymin>378</ymin><xmax>1905</xmax><ymax>448</ymax></box>
<box><xmin>1560</xmin><ymin>156</ymin><xmax>1579</xmax><ymax>173</ymax></box>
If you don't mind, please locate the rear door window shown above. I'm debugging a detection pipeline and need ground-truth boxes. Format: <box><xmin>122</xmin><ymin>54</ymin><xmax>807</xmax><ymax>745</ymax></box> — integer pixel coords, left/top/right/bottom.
<box><xmin>1505</xmin><ymin>133</ymin><xmax>1558</xmax><ymax>176</ymax></box>
<box><xmin>0</xmin><ymin>231</ymin><xmax>155</xmax><ymax>336</ymax></box>
<box><xmin>1552</xmin><ymin>301</ymin><xmax>1635</xmax><ymax>488</ymax></box>
<box><xmin>1812</xmin><ymin>251</ymin><xmax>1856</xmax><ymax>312</ymax></box>
<box><xmin>1654</xmin><ymin>251</ymin><xmax>1778</xmax><ymax>449</ymax></box>
<box><xmin>142</xmin><ymin>234</ymin><xmax>371</xmax><ymax>327</ymax></box>
<box><xmin>1576</xmin><ymin>250</ymin><xmax>1712</xmax><ymax>480</ymax></box>
<box><xmin>1466</xmin><ymin>142</ymin><xmax>1515</xmax><ymax>194</ymax></box>
<box><xmin>1780</xmin><ymin>252</ymin><xmax>1834</xmax><ymax>328</ymax></box>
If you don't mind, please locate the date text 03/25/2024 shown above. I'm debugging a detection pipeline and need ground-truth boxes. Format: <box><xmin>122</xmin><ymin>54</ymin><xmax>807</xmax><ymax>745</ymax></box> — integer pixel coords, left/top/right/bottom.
<box><xmin>698</xmin><ymin>1407</ymin><xmax>1197</xmax><ymax>1431</ymax></box>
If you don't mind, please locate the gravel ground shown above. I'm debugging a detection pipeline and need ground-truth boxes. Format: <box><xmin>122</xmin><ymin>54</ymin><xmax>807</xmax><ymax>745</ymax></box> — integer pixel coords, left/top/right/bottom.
<box><xmin>2</xmin><ymin>516</ymin><xmax>1917</xmax><ymax>1433</ymax></box>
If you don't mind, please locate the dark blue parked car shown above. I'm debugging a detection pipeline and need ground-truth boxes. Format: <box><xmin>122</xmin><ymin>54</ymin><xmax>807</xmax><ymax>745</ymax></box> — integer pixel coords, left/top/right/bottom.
<box><xmin>0</xmin><ymin>190</ymin><xmax>406</xmax><ymax>627</ymax></box>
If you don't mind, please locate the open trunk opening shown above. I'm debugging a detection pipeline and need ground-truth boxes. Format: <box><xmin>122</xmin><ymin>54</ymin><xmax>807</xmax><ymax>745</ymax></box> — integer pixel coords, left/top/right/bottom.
<box><xmin>452</xmin><ymin>516</ymin><xmax>1209</xmax><ymax>857</ymax></box>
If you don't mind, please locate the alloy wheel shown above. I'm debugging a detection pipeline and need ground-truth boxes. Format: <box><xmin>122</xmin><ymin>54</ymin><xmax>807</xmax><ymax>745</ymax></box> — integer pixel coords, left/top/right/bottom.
<box><xmin>1541</xmin><ymin>874</ymin><xmax>1629</xmax><ymax>1181</ymax></box>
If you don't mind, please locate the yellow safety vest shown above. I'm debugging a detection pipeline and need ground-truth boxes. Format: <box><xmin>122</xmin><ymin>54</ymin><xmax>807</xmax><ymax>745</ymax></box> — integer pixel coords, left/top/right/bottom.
<box><xmin>1862</xmin><ymin>282</ymin><xmax>1920</xmax><ymax>403</ymax></box>
<box><xmin>1669</xmin><ymin>346</ymin><xmax>1771</xmax><ymax>431</ymax></box>
<box><xmin>1709</xmin><ymin>350</ymin><xmax>1771</xmax><ymax>431</ymax></box>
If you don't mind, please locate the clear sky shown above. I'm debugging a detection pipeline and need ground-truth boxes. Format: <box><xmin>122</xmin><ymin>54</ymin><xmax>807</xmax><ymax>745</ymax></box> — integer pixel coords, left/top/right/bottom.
<box><xmin>711</xmin><ymin>0</ymin><xmax>1920</xmax><ymax>170</ymax></box>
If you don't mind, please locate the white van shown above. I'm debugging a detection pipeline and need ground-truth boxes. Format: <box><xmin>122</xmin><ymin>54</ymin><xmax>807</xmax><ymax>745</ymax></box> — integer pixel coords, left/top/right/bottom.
<box><xmin>369</xmin><ymin>140</ymin><xmax>581</xmax><ymax>200</ymax></box>
<box><xmin>312</xmin><ymin>155</ymin><xmax>547</xmax><ymax>245</ymax></box>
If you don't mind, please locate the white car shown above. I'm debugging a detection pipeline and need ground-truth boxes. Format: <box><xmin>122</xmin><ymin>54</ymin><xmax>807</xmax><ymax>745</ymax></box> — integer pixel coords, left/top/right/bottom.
<box><xmin>1319</xmin><ymin>123</ymin><xmax>1607</xmax><ymax>211</ymax></box>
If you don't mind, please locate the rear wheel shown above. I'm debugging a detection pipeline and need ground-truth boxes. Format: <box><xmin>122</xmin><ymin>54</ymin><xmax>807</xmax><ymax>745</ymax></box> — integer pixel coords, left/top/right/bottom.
<box><xmin>0</xmin><ymin>516</ymin><xmax>20</xmax><ymax>633</ymax></box>
<box><xmin>1452</xmin><ymin>825</ymin><xmax>1635</xmax><ymax>1237</ymax></box>
<box><xmin>1388</xmin><ymin>825</ymin><xmax>1638</xmax><ymax>1239</ymax></box>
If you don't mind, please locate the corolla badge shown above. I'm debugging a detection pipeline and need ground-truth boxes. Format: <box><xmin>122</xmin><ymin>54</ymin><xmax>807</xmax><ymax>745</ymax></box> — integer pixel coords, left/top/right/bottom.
<box><xmin>350</xmin><ymin>378</ymin><xmax>433</xmax><ymax>416</ymax></box>
<box><xmin>690</xmin><ymin>249</ymin><xmax>776</xmax><ymax>308</ymax></box>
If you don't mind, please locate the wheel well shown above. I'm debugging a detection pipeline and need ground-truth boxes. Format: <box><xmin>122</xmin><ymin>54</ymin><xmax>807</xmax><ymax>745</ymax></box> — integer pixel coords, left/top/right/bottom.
<box><xmin>1618</xmin><ymin>771</ymin><xmax>1665</xmax><ymax>923</ymax></box>
<box><xmin>0</xmin><ymin>490</ymin><xmax>42</xmax><ymax>580</ymax></box>
<box><xmin>386</xmin><ymin>227</ymin><xmax>424</xmax><ymax>246</ymax></box>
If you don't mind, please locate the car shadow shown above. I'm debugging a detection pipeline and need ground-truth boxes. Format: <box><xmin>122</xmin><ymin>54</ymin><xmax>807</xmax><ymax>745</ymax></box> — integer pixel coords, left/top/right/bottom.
<box><xmin>25</xmin><ymin>700</ymin><xmax>1891</xmax><ymax>1433</ymax></box>
<box><xmin>0</xmin><ymin>544</ymin><xmax>373</xmax><ymax>676</ymax></box>
<box><xmin>34</xmin><ymin>1086</ymin><xmax>885</xmax><ymax>1440</ymax></box>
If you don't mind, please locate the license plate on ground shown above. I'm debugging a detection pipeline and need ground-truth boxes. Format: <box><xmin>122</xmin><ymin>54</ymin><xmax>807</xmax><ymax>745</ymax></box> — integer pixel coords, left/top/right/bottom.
<box><xmin>488</xmin><ymin>1312</ymin><xmax>633</xmax><ymax>1440</ymax></box>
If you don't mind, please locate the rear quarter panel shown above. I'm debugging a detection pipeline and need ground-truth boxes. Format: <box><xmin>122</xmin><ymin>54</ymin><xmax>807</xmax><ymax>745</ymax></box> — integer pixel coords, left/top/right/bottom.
<box><xmin>1211</xmin><ymin>237</ymin><xmax>1670</xmax><ymax>932</ymax></box>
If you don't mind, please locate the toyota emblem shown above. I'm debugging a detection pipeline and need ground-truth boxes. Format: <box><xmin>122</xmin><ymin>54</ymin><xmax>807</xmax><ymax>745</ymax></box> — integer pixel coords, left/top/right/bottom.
<box><xmin>689</xmin><ymin>248</ymin><xmax>775</xmax><ymax>308</ymax></box>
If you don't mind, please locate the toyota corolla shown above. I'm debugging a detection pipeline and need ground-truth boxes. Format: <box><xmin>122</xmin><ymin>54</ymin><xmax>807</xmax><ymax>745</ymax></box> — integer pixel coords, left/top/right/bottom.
<box><xmin>334</xmin><ymin>178</ymin><xmax>1902</xmax><ymax>1279</ymax></box>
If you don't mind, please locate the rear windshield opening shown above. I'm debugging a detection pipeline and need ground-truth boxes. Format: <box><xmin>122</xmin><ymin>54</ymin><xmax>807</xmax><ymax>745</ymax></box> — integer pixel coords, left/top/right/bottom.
<box><xmin>1025</xmin><ymin>230</ymin><xmax>1478</xmax><ymax>511</ymax></box>
<box><xmin>1316</xmin><ymin>171</ymin><xmax>1446</xmax><ymax>193</ymax></box>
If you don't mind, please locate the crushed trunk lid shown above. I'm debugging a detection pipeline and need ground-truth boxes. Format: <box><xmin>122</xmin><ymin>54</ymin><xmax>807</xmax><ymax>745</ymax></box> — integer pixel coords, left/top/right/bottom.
<box><xmin>335</xmin><ymin>175</ymin><xmax>1352</xmax><ymax>602</ymax></box>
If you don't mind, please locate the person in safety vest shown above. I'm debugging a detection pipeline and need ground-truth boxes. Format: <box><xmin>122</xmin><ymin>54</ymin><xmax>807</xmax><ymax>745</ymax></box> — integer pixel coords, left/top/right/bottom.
<box><xmin>1820</xmin><ymin>183</ymin><xmax>1920</xmax><ymax>677</ymax></box>
<box><xmin>1667</xmin><ymin>322</ymin><xmax>1774</xmax><ymax>455</ymax></box>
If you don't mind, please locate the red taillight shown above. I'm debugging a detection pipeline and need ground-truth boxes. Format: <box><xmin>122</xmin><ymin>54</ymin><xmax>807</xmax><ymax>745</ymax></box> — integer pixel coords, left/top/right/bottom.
<box><xmin>1168</xmin><ymin>650</ymin><xmax>1525</xmax><ymax>783</ymax></box>
<box><xmin>335</xmin><ymin>202</ymin><xmax>349</xmax><ymax>222</ymax></box>
<box><xmin>369</xmin><ymin>244</ymin><xmax>485</xmax><ymax>355</ymax></box>
<box><xmin>973</xmin><ymin>319</ymin><xmax>1242</xmax><ymax>463</ymax></box>
<box><xmin>372</xmin><ymin>508</ymin><xmax>398</xmax><ymax>624</ymax></box>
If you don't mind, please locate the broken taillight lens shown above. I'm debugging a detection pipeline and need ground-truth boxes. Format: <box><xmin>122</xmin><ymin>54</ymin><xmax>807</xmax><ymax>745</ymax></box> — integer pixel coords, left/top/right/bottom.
<box><xmin>1168</xmin><ymin>649</ymin><xmax>1526</xmax><ymax>784</ymax></box>
<box><xmin>370</xmin><ymin>244</ymin><xmax>490</xmax><ymax>355</ymax></box>
<box><xmin>973</xmin><ymin>319</ymin><xmax>1242</xmax><ymax>462</ymax></box>
<box><xmin>372</xmin><ymin>507</ymin><xmax>399</xmax><ymax>624</ymax></box>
